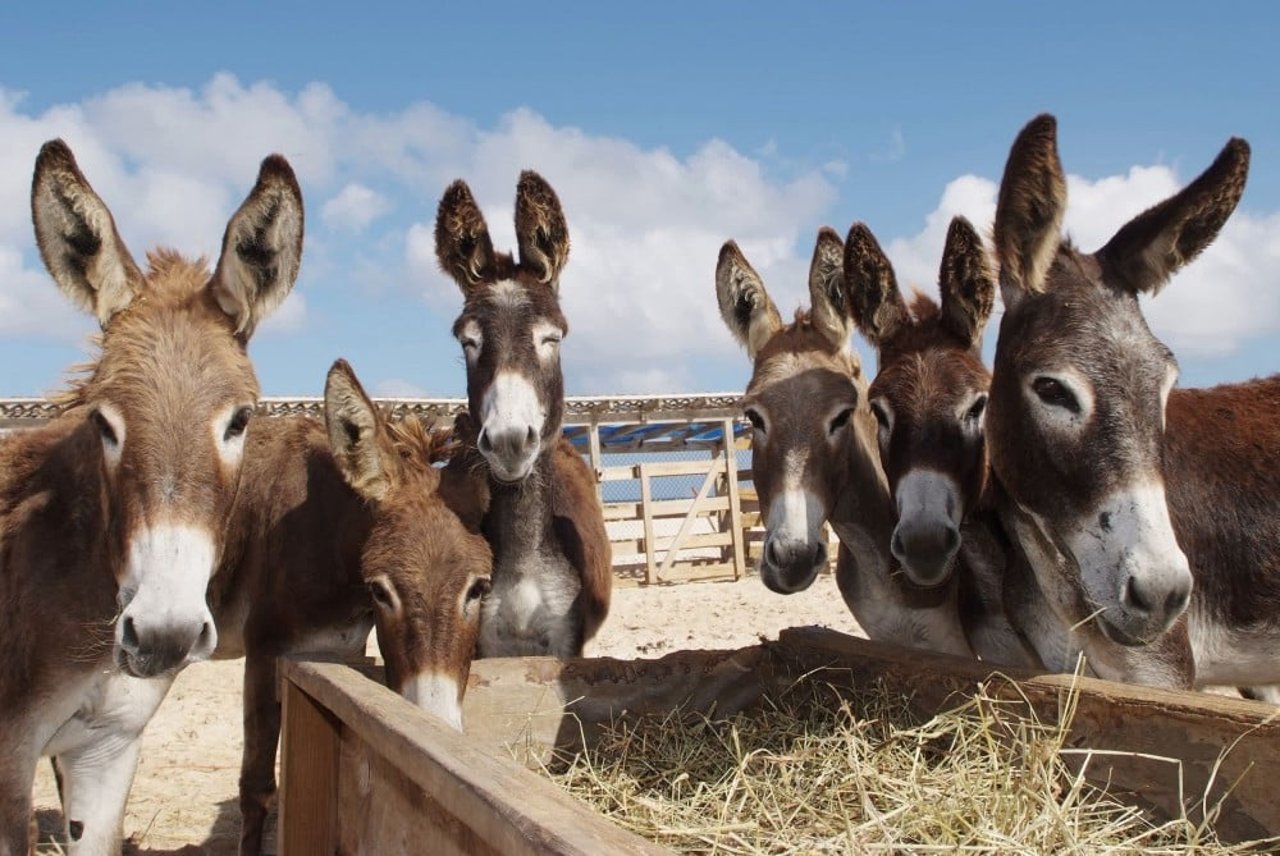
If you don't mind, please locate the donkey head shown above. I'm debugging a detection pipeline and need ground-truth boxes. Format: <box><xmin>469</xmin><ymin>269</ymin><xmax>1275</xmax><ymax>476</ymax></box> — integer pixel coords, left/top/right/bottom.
<box><xmin>988</xmin><ymin>114</ymin><xmax>1248</xmax><ymax>645</ymax></box>
<box><xmin>435</xmin><ymin>173</ymin><xmax>570</xmax><ymax>484</ymax></box>
<box><xmin>845</xmin><ymin>217</ymin><xmax>995</xmax><ymax>588</ymax></box>
<box><xmin>717</xmin><ymin>228</ymin><xmax>887</xmax><ymax>593</ymax></box>
<box><xmin>31</xmin><ymin>139</ymin><xmax>303</xmax><ymax>677</ymax></box>
<box><xmin>325</xmin><ymin>360</ymin><xmax>492</xmax><ymax>730</ymax></box>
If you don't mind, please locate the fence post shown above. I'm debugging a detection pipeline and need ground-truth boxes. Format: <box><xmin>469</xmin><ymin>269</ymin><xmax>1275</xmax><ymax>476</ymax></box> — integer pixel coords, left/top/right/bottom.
<box><xmin>587</xmin><ymin>418</ymin><xmax>604</xmax><ymax>501</ymax></box>
<box><xmin>639</xmin><ymin>462</ymin><xmax>657</xmax><ymax>585</ymax></box>
<box><xmin>723</xmin><ymin>418</ymin><xmax>746</xmax><ymax>580</ymax></box>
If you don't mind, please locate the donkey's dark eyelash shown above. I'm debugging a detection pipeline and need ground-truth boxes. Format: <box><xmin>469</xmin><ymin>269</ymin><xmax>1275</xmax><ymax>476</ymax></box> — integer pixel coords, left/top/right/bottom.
<box><xmin>1032</xmin><ymin>377</ymin><xmax>1081</xmax><ymax>414</ymax></box>
<box><xmin>91</xmin><ymin>409</ymin><xmax>118</xmax><ymax>445</ymax></box>
<box><xmin>828</xmin><ymin>409</ymin><xmax>853</xmax><ymax>433</ymax></box>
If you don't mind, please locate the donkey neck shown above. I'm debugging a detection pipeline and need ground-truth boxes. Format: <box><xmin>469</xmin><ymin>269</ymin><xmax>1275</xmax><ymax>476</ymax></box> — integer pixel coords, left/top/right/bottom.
<box><xmin>484</xmin><ymin>446</ymin><xmax>556</xmax><ymax>567</ymax></box>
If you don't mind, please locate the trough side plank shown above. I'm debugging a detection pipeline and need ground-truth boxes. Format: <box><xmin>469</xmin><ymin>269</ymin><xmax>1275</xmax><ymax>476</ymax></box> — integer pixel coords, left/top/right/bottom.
<box><xmin>279</xmin><ymin>679</ymin><xmax>342</xmax><ymax>855</ymax></box>
<box><xmin>282</xmin><ymin>659</ymin><xmax>670</xmax><ymax>856</ymax></box>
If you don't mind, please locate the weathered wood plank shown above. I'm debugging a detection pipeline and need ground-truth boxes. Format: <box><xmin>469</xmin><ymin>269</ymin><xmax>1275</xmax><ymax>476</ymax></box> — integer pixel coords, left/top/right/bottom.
<box><xmin>278</xmin><ymin>679</ymin><xmax>342</xmax><ymax>855</ymax></box>
<box><xmin>282</xmin><ymin>659</ymin><xmax>669</xmax><ymax>856</ymax></box>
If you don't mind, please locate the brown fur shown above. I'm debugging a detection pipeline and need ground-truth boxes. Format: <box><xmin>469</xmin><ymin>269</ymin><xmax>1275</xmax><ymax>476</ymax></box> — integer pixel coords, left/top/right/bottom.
<box><xmin>435</xmin><ymin>172</ymin><xmax>610</xmax><ymax>658</ymax></box>
<box><xmin>1</xmin><ymin>140</ymin><xmax>303</xmax><ymax>854</ymax></box>
<box><xmin>213</xmin><ymin>360</ymin><xmax>492</xmax><ymax>856</ymax></box>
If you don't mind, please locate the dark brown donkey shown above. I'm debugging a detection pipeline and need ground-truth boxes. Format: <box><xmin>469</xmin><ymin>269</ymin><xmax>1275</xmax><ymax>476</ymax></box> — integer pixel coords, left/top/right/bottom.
<box><xmin>716</xmin><ymin>228</ymin><xmax>972</xmax><ymax>656</ymax></box>
<box><xmin>434</xmin><ymin>172</ymin><xmax>611</xmax><ymax>657</ymax></box>
<box><xmin>987</xmin><ymin>114</ymin><xmax>1274</xmax><ymax>691</ymax></box>
<box><xmin>211</xmin><ymin>359</ymin><xmax>493</xmax><ymax>855</ymax></box>
<box><xmin>1</xmin><ymin>141</ymin><xmax>302</xmax><ymax>855</ymax></box>
<box><xmin>843</xmin><ymin>217</ymin><xmax>1032</xmax><ymax>665</ymax></box>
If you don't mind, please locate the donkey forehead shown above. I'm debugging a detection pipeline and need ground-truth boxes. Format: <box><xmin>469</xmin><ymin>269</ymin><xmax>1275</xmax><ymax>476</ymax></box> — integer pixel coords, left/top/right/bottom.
<box><xmin>92</xmin><ymin>312</ymin><xmax>258</xmax><ymax>409</ymax></box>
<box><xmin>750</xmin><ymin>345</ymin><xmax>860</xmax><ymax>394</ymax></box>
<box><xmin>367</xmin><ymin>508</ymin><xmax>489</xmax><ymax>579</ymax></box>
<box><xmin>747</xmin><ymin>365</ymin><xmax>861</xmax><ymax>418</ymax></box>
<box><xmin>871</xmin><ymin>351</ymin><xmax>988</xmax><ymax>415</ymax></box>
<box><xmin>1003</xmin><ymin>285</ymin><xmax>1173</xmax><ymax>382</ymax></box>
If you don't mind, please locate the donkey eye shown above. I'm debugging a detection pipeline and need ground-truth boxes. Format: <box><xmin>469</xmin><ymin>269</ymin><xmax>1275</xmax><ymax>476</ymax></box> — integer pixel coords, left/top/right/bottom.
<box><xmin>90</xmin><ymin>409</ymin><xmax>118</xmax><ymax>446</ymax></box>
<box><xmin>224</xmin><ymin>406</ymin><xmax>254</xmax><ymax>441</ymax></box>
<box><xmin>539</xmin><ymin>333</ymin><xmax>562</xmax><ymax>347</ymax></box>
<box><xmin>965</xmin><ymin>394</ymin><xmax>988</xmax><ymax>423</ymax></box>
<box><xmin>828</xmin><ymin>408</ymin><xmax>853</xmax><ymax>435</ymax></box>
<box><xmin>467</xmin><ymin>577</ymin><xmax>492</xmax><ymax>602</ymax></box>
<box><xmin>460</xmin><ymin>337</ymin><xmax>480</xmax><ymax>352</ymax></box>
<box><xmin>1032</xmin><ymin>377</ymin><xmax>1080</xmax><ymax>414</ymax></box>
<box><xmin>368</xmin><ymin>579</ymin><xmax>396</xmax><ymax>611</ymax></box>
<box><xmin>870</xmin><ymin>401</ymin><xmax>890</xmax><ymax>430</ymax></box>
<box><xmin>744</xmin><ymin>408</ymin><xmax>766</xmax><ymax>433</ymax></box>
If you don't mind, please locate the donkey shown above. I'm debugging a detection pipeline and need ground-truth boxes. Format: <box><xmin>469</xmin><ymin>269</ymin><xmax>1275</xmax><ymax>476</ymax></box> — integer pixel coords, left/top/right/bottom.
<box><xmin>715</xmin><ymin>228</ymin><xmax>972</xmax><ymax>656</ymax></box>
<box><xmin>842</xmin><ymin>216</ymin><xmax>1033</xmax><ymax>666</ymax></box>
<box><xmin>1</xmin><ymin>140</ymin><xmax>302</xmax><ymax>856</ymax></box>
<box><xmin>987</xmin><ymin>113</ymin><xmax>1274</xmax><ymax>692</ymax></box>
<box><xmin>211</xmin><ymin>359</ymin><xmax>493</xmax><ymax>856</ymax></box>
<box><xmin>434</xmin><ymin>172</ymin><xmax>611</xmax><ymax>658</ymax></box>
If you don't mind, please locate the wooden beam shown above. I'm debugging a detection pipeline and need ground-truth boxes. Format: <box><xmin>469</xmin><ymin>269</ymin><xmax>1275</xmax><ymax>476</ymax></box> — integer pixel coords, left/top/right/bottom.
<box><xmin>638</xmin><ymin>463</ymin><xmax>656</xmax><ymax>586</ymax></box>
<box><xmin>586</xmin><ymin>419</ymin><xmax>603</xmax><ymax>502</ymax></box>
<box><xmin>723</xmin><ymin>418</ymin><xmax>747</xmax><ymax>580</ymax></box>
<box><xmin>279</xmin><ymin>678</ymin><xmax>342</xmax><ymax>855</ymax></box>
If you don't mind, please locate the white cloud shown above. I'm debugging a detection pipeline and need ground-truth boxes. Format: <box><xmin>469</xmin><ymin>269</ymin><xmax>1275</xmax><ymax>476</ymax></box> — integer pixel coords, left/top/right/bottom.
<box><xmin>321</xmin><ymin>182</ymin><xmax>390</xmax><ymax>232</ymax></box>
<box><xmin>884</xmin><ymin>164</ymin><xmax>1280</xmax><ymax>360</ymax></box>
<box><xmin>373</xmin><ymin>378</ymin><xmax>429</xmax><ymax>398</ymax></box>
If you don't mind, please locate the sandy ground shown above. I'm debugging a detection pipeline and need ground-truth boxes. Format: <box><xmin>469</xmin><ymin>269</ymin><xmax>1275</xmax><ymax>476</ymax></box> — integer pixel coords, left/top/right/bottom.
<box><xmin>32</xmin><ymin>574</ymin><xmax>863</xmax><ymax>855</ymax></box>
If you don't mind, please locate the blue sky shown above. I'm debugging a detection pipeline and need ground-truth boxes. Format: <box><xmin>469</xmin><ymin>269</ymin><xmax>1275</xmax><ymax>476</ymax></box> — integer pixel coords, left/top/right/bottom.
<box><xmin>0</xmin><ymin>2</ymin><xmax>1276</xmax><ymax>397</ymax></box>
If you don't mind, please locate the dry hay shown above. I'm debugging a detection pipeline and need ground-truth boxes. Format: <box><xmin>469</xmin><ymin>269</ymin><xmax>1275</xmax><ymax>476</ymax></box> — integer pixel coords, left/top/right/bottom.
<box><xmin>540</xmin><ymin>673</ymin><xmax>1276</xmax><ymax>855</ymax></box>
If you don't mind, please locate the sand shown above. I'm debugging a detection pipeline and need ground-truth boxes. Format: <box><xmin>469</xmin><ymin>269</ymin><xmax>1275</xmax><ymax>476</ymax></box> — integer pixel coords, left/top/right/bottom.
<box><xmin>31</xmin><ymin>574</ymin><xmax>863</xmax><ymax>855</ymax></box>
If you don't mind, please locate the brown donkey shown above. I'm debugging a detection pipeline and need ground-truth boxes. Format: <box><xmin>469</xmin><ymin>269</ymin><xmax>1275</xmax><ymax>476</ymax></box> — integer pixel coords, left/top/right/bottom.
<box><xmin>212</xmin><ymin>360</ymin><xmax>492</xmax><ymax>855</ymax></box>
<box><xmin>987</xmin><ymin>114</ymin><xmax>1271</xmax><ymax>691</ymax></box>
<box><xmin>716</xmin><ymin>229</ymin><xmax>972</xmax><ymax>656</ymax></box>
<box><xmin>843</xmin><ymin>217</ymin><xmax>1032</xmax><ymax>665</ymax></box>
<box><xmin>1</xmin><ymin>141</ymin><xmax>302</xmax><ymax>855</ymax></box>
<box><xmin>434</xmin><ymin>173</ymin><xmax>611</xmax><ymax>658</ymax></box>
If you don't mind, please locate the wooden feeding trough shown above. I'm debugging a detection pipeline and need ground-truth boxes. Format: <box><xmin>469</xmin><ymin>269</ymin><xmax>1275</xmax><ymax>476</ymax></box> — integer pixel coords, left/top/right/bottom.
<box><xmin>277</xmin><ymin>628</ymin><xmax>1280</xmax><ymax>855</ymax></box>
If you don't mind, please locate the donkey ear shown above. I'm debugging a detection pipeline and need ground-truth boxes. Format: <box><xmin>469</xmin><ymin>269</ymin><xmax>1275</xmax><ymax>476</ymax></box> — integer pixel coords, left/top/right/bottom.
<box><xmin>209</xmin><ymin>154</ymin><xmax>305</xmax><ymax>342</ymax></box>
<box><xmin>842</xmin><ymin>222</ymin><xmax>907</xmax><ymax>348</ymax></box>
<box><xmin>515</xmin><ymin>170</ymin><xmax>570</xmax><ymax>287</ymax></box>
<box><xmin>715</xmin><ymin>240</ymin><xmax>782</xmax><ymax>360</ymax></box>
<box><xmin>993</xmin><ymin>114</ymin><xmax>1066</xmax><ymax>311</ymax></box>
<box><xmin>1096</xmin><ymin>137</ymin><xmax>1249</xmax><ymax>296</ymax></box>
<box><xmin>938</xmin><ymin>216</ymin><xmax>996</xmax><ymax>349</ymax></box>
<box><xmin>31</xmin><ymin>139</ymin><xmax>144</xmax><ymax>328</ymax></box>
<box><xmin>808</xmin><ymin>227</ymin><xmax>852</xmax><ymax>350</ymax></box>
<box><xmin>435</xmin><ymin>179</ymin><xmax>497</xmax><ymax>291</ymax></box>
<box><xmin>324</xmin><ymin>359</ymin><xmax>398</xmax><ymax>502</ymax></box>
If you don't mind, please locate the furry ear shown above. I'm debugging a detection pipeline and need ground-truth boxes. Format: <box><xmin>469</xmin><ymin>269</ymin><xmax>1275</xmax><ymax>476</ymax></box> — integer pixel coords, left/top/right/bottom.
<box><xmin>938</xmin><ymin>216</ymin><xmax>996</xmax><ymax>349</ymax></box>
<box><xmin>31</xmin><ymin>139</ymin><xmax>144</xmax><ymax>327</ymax></box>
<box><xmin>808</xmin><ymin>227</ymin><xmax>852</xmax><ymax>350</ymax></box>
<box><xmin>209</xmin><ymin>154</ymin><xmax>305</xmax><ymax>342</ymax></box>
<box><xmin>325</xmin><ymin>359</ymin><xmax>399</xmax><ymax>502</ymax></box>
<box><xmin>435</xmin><ymin>179</ymin><xmax>497</xmax><ymax>291</ymax></box>
<box><xmin>843</xmin><ymin>222</ymin><xmax>907</xmax><ymax>348</ymax></box>
<box><xmin>514</xmin><ymin>170</ymin><xmax>570</xmax><ymax>286</ymax></box>
<box><xmin>992</xmin><ymin>114</ymin><xmax>1066</xmax><ymax>311</ymax></box>
<box><xmin>715</xmin><ymin>240</ymin><xmax>782</xmax><ymax>359</ymax></box>
<box><xmin>1096</xmin><ymin>137</ymin><xmax>1249</xmax><ymax>295</ymax></box>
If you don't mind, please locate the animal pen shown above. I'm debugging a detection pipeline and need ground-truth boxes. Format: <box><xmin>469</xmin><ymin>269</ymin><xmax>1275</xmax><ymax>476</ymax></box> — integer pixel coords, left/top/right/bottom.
<box><xmin>0</xmin><ymin>393</ymin><xmax>827</xmax><ymax>586</ymax></box>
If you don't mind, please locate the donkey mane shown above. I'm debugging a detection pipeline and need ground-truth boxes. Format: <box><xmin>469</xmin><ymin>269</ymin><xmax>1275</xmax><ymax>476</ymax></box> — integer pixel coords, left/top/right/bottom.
<box><xmin>385</xmin><ymin>415</ymin><xmax>458</xmax><ymax>474</ymax></box>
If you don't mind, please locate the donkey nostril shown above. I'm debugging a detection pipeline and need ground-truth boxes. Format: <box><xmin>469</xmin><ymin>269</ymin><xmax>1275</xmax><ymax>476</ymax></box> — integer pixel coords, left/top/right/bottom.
<box><xmin>812</xmin><ymin>542</ymin><xmax>828</xmax><ymax>569</ymax></box>
<box><xmin>943</xmin><ymin>526</ymin><xmax>961</xmax><ymax>554</ymax></box>
<box><xmin>764</xmin><ymin>539</ymin><xmax>780</xmax><ymax>567</ymax></box>
<box><xmin>121</xmin><ymin>616</ymin><xmax>139</xmax><ymax>650</ymax></box>
<box><xmin>198</xmin><ymin>620</ymin><xmax>215</xmax><ymax>650</ymax></box>
<box><xmin>477</xmin><ymin>430</ymin><xmax>493</xmax><ymax>454</ymax></box>
<box><xmin>525</xmin><ymin>426</ymin><xmax>538</xmax><ymax>448</ymax></box>
<box><xmin>890</xmin><ymin>530</ymin><xmax>906</xmax><ymax>561</ymax></box>
<box><xmin>1124</xmin><ymin>576</ymin><xmax>1153</xmax><ymax>614</ymax></box>
<box><xmin>1166</xmin><ymin>583</ymin><xmax>1191</xmax><ymax>617</ymax></box>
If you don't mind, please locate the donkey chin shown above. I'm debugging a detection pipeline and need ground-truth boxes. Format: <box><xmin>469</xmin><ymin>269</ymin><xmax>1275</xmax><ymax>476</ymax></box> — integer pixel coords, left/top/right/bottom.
<box><xmin>114</xmin><ymin>523</ymin><xmax>220</xmax><ymax>678</ymax></box>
